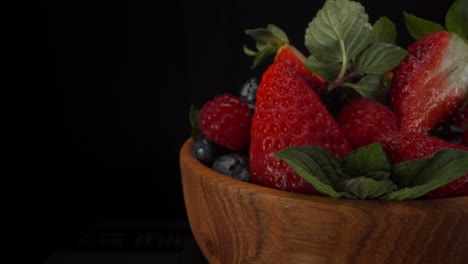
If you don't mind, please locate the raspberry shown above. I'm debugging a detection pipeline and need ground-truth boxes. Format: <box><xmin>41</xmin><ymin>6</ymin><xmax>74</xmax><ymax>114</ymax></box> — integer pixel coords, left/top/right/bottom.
<box><xmin>199</xmin><ymin>94</ymin><xmax>252</xmax><ymax>151</ymax></box>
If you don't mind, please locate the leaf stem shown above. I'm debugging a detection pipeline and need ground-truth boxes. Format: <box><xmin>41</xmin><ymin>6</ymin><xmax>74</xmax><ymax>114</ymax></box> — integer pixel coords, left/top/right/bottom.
<box><xmin>338</xmin><ymin>40</ymin><xmax>347</xmax><ymax>80</ymax></box>
<box><xmin>328</xmin><ymin>71</ymin><xmax>363</xmax><ymax>90</ymax></box>
<box><xmin>342</xmin><ymin>82</ymin><xmax>359</xmax><ymax>89</ymax></box>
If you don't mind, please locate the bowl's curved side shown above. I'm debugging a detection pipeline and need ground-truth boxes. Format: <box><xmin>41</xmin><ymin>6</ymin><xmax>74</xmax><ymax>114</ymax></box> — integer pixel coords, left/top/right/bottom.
<box><xmin>180</xmin><ymin>138</ymin><xmax>468</xmax><ymax>264</ymax></box>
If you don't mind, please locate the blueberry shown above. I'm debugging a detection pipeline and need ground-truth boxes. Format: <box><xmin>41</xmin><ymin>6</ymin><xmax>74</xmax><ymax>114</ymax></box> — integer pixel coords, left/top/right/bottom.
<box><xmin>212</xmin><ymin>153</ymin><xmax>250</xmax><ymax>182</ymax></box>
<box><xmin>240</xmin><ymin>77</ymin><xmax>259</xmax><ymax>109</ymax></box>
<box><xmin>192</xmin><ymin>135</ymin><xmax>225</xmax><ymax>165</ymax></box>
<box><xmin>430</xmin><ymin>123</ymin><xmax>463</xmax><ymax>144</ymax></box>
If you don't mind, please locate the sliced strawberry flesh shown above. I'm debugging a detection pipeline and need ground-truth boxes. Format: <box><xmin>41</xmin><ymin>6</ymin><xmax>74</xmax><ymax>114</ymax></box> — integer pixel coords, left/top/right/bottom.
<box><xmin>390</xmin><ymin>31</ymin><xmax>468</xmax><ymax>134</ymax></box>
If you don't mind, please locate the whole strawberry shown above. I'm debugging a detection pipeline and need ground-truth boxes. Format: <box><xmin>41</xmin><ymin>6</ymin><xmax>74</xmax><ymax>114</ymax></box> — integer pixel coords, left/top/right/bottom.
<box><xmin>199</xmin><ymin>94</ymin><xmax>252</xmax><ymax>151</ymax></box>
<box><xmin>274</xmin><ymin>44</ymin><xmax>327</xmax><ymax>94</ymax></box>
<box><xmin>244</xmin><ymin>25</ymin><xmax>327</xmax><ymax>94</ymax></box>
<box><xmin>336</xmin><ymin>97</ymin><xmax>397</xmax><ymax>149</ymax></box>
<box><xmin>374</xmin><ymin>131</ymin><xmax>468</xmax><ymax>199</ymax></box>
<box><xmin>390</xmin><ymin>31</ymin><xmax>468</xmax><ymax>134</ymax></box>
<box><xmin>249</xmin><ymin>60</ymin><xmax>352</xmax><ymax>194</ymax></box>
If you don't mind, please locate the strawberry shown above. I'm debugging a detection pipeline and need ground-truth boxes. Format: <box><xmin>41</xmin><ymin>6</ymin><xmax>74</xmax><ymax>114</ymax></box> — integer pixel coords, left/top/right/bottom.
<box><xmin>390</xmin><ymin>31</ymin><xmax>468</xmax><ymax>134</ymax></box>
<box><xmin>274</xmin><ymin>44</ymin><xmax>327</xmax><ymax>94</ymax></box>
<box><xmin>199</xmin><ymin>94</ymin><xmax>252</xmax><ymax>151</ymax></box>
<box><xmin>374</xmin><ymin>131</ymin><xmax>468</xmax><ymax>199</ymax></box>
<box><xmin>244</xmin><ymin>25</ymin><xmax>326</xmax><ymax>94</ymax></box>
<box><xmin>249</xmin><ymin>61</ymin><xmax>352</xmax><ymax>194</ymax></box>
<box><xmin>336</xmin><ymin>97</ymin><xmax>398</xmax><ymax>149</ymax></box>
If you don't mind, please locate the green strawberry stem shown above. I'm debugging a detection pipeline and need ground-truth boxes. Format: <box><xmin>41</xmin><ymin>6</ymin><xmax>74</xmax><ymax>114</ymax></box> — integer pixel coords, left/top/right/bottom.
<box><xmin>243</xmin><ymin>24</ymin><xmax>289</xmax><ymax>68</ymax></box>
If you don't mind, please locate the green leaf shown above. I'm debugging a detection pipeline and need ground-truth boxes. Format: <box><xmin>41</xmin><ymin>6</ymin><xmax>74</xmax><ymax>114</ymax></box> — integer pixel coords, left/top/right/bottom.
<box><xmin>275</xmin><ymin>146</ymin><xmax>349</xmax><ymax>198</ymax></box>
<box><xmin>245</xmin><ymin>25</ymin><xmax>288</xmax><ymax>49</ymax></box>
<box><xmin>305</xmin><ymin>0</ymin><xmax>373</xmax><ymax>79</ymax></box>
<box><xmin>373</xmin><ymin>17</ymin><xmax>397</xmax><ymax>43</ymax></box>
<box><xmin>344</xmin><ymin>74</ymin><xmax>388</xmax><ymax>102</ymax></box>
<box><xmin>404</xmin><ymin>12</ymin><xmax>445</xmax><ymax>40</ymax></box>
<box><xmin>250</xmin><ymin>46</ymin><xmax>276</xmax><ymax>69</ymax></box>
<box><xmin>267</xmin><ymin>24</ymin><xmax>289</xmax><ymax>43</ymax></box>
<box><xmin>341</xmin><ymin>177</ymin><xmax>397</xmax><ymax>199</ymax></box>
<box><xmin>189</xmin><ymin>104</ymin><xmax>200</xmax><ymax>140</ymax></box>
<box><xmin>446</xmin><ymin>0</ymin><xmax>468</xmax><ymax>39</ymax></box>
<box><xmin>354</xmin><ymin>42</ymin><xmax>407</xmax><ymax>75</ymax></box>
<box><xmin>363</xmin><ymin>171</ymin><xmax>392</xmax><ymax>181</ymax></box>
<box><xmin>383</xmin><ymin>148</ymin><xmax>468</xmax><ymax>200</ymax></box>
<box><xmin>342</xmin><ymin>143</ymin><xmax>391</xmax><ymax>179</ymax></box>
<box><xmin>244</xmin><ymin>24</ymin><xmax>289</xmax><ymax>68</ymax></box>
<box><xmin>392</xmin><ymin>148</ymin><xmax>468</xmax><ymax>187</ymax></box>
<box><xmin>305</xmin><ymin>55</ymin><xmax>342</xmax><ymax>83</ymax></box>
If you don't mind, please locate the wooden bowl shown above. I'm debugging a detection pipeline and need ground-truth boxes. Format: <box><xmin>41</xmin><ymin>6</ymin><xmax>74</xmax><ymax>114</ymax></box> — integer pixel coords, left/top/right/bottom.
<box><xmin>179</xmin><ymin>138</ymin><xmax>468</xmax><ymax>264</ymax></box>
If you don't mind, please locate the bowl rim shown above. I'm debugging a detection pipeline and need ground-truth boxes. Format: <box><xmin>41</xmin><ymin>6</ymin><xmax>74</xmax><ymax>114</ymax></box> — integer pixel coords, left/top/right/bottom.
<box><xmin>180</xmin><ymin>137</ymin><xmax>468</xmax><ymax>205</ymax></box>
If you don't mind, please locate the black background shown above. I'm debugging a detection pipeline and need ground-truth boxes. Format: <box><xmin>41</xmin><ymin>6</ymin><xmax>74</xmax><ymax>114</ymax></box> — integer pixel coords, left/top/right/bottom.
<box><xmin>22</xmin><ymin>0</ymin><xmax>450</xmax><ymax>260</ymax></box>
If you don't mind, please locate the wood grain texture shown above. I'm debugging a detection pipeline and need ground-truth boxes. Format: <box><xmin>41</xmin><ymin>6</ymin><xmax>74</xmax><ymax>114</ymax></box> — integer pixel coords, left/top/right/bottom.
<box><xmin>179</xmin><ymin>138</ymin><xmax>468</xmax><ymax>264</ymax></box>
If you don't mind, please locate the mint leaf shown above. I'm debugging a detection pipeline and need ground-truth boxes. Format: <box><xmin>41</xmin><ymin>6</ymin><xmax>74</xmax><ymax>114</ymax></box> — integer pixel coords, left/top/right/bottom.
<box><xmin>342</xmin><ymin>143</ymin><xmax>391</xmax><ymax>179</ymax></box>
<box><xmin>404</xmin><ymin>12</ymin><xmax>445</xmax><ymax>40</ymax></box>
<box><xmin>189</xmin><ymin>104</ymin><xmax>200</xmax><ymax>140</ymax></box>
<box><xmin>305</xmin><ymin>0</ymin><xmax>373</xmax><ymax>79</ymax></box>
<box><xmin>354</xmin><ymin>42</ymin><xmax>407</xmax><ymax>75</ymax></box>
<box><xmin>341</xmin><ymin>177</ymin><xmax>397</xmax><ymax>199</ymax></box>
<box><xmin>276</xmin><ymin>146</ymin><xmax>349</xmax><ymax>198</ymax></box>
<box><xmin>345</xmin><ymin>74</ymin><xmax>388</xmax><ymax>103</ymax></box>
<box><xmin>363</xmin><ymin>171</ymin><xmax>393</xmax><ymax>181</ymax></box>
<box><xmin>305</xmin><ymin>55</ymin><xmax>342</xmax><ymax>83</ymax></box>
<box><xmin>392</xmin><ymin>148</ymin><xmax>468</xmax><ymax>187</ymax></box>
<box><xmin>383</xmin><ymin>148</ymin><xmax>468</xmax><ymax>200</ymax></box>
<box><xmin>373</xmin><ymin>17</ymin><xmax>397</xmax><ymax>43</ymax></box>
<box><xmin>446</xmin><ymin>0</ymin><xmax>468</xmax><ymax>39</ymax></box>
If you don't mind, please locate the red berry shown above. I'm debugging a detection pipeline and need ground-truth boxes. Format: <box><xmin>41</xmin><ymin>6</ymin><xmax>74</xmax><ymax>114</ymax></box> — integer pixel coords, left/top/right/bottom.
<box><xmin>374</xmin><ymin>131</ymin><xmax>468</xmax><ymax>199</ymax></box>
<box><xmin>199</xmin><ymin>94</ymin><xmax>252</xmax><ymax>151</ymax></box>
<box><xmin>249</xmin><ymin>60</ymin><xmax>351</xmax><ymax>194</ymax></box>
<box><xmin>274</xmin><ymin>44</ymin><xmax>327</xmax><ymax>94</ymax></box>
<box><xmin>390</xmin><ymin>31</ymin><xmax>468</xmax><ymax>133</ymax></box>
<box><xmin>336</xmin><ymin>97</ymin><xmax>397</xmax><ymax>149</ymax></box>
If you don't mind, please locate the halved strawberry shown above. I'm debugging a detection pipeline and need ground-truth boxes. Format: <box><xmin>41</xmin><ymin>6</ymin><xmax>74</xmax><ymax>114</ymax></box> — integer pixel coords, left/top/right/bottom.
<box><xmin>249</xmin><ymin>61</ymin><xmax>351</xmax><ymax>194</ymax></box>
<box><xmin>374</xmin><ymin>131</ymin><xmax>468</xmax><ymax>199</ymax></box>
<box><xmin>390</xmin><ymin>31</ymin><xmax>468</xmax><ymax>134</ymax></box>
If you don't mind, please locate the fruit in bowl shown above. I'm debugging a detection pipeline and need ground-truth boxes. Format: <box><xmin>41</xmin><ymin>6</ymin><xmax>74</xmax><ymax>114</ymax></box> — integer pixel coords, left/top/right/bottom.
<box><xmin>180</xmin><ymin>138</ymin><xmax>468</xmax><ymax>263</ymax></box>
<box><xmin>180</xmin><ymin>0</ymin><xmax>468</xmax><ymax>263</ymax></box>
